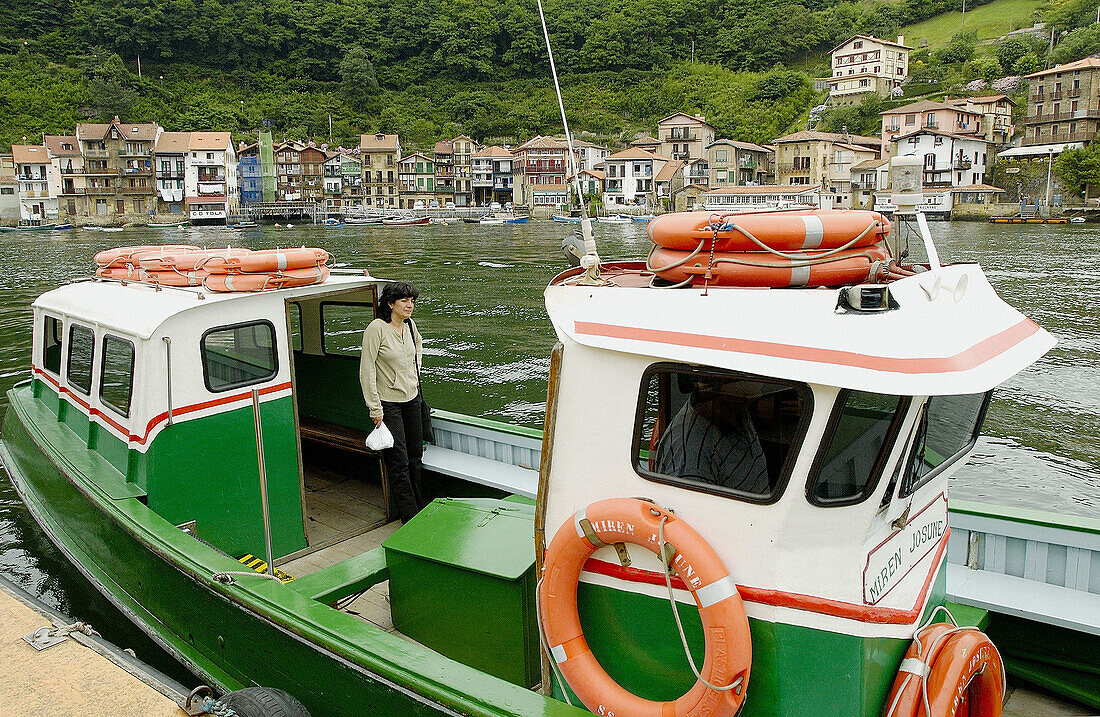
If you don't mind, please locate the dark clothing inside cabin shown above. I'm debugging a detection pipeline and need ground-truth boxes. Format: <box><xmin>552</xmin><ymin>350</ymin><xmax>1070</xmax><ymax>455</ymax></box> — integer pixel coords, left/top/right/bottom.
<box><xmin>382</xmin><ymin>395</ymin><xmax>427</xmax><ymax>522</ymax></box>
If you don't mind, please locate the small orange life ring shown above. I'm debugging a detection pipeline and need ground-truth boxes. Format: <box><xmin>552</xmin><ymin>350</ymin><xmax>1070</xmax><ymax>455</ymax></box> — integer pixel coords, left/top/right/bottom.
<box><xmin>884</xmin><ymin>622</ymin><xmax>1005</xmax><ymax>717</ymax></box>
<box><xmin>203</xmin><ymin>247</ymin><xmax>328</xmax><ymax>274</ymax></box>
<box><xmin>648</xmin><ymin>210</ymin><xmax>890</xmax><ymax>252</ymax></box>
<box><xmin>539</xmin><ymin>498</ymin><xmax>751</xmax><ymax>717</ymax></box>
<box><xmin>202</xmin><ymin>265</ymin><xmax>330</xmax><ymax>292</ymax></box>
<box><xmin>94</xmin><ymin>245</ymin><xmax>199</xmax><ymax>268</ymax></box>
<box><xmin>649</xmin><ymin>243</ymin><xmax>889</xmax><ymax>288</ymax></box>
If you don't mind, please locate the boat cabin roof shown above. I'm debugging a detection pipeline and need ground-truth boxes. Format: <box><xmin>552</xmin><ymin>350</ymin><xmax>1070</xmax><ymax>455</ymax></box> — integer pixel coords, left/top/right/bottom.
<box><xmin>546</xmin><ymin>262</ymin><xmax>1054</xmax><ymax>396</ymax></box>
<box><xmin>32</xmin><ymin>274</ymin><xmax>379</xmax><ymax>340</ymax></box>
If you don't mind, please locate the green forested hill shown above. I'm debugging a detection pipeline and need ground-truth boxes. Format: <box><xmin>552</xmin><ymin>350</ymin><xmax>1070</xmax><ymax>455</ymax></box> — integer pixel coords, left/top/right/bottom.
<box><xmin>0</xmin><ymin>0</ymin><xmax>1051</xmax><ymax>150</ymax></box>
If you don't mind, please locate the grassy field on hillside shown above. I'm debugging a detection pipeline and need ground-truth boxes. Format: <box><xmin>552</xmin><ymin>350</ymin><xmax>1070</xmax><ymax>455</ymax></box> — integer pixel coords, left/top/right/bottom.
<box><xmin>899</xmin><ymin>0</ymin><xmax>1046</xmax><ymax>49</ymax></box>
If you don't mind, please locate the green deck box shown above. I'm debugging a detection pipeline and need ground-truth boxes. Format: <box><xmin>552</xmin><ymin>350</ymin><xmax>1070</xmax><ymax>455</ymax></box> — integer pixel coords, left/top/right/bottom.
<box><xmin>383</xmin><ymin>497</ymin><xmax>540</xmax><ymax>688</ymax></box>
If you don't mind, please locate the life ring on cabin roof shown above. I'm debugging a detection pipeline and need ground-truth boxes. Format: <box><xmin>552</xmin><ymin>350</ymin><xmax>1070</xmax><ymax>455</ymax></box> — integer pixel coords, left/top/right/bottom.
<box><xmin>539</xmin><ymin>498</ymin><xmax>751</xmax><ymax>717</ymax></box>
<box><xmin>137</xmin><ymin>247</ymin><xmax>250</xmax><ymax>272</ymax></box>
<box><xmin>93</xmin><ymin>245</ymin><xmax>199</xmax><ymax>269</ymax></box>
<box><xmin>203</xmin><ymin>265</ymin><xmax>330</xmax><ymax>292</ymax></box>
<box><xmin>884</xmin><ymin>622</ymin><xmax>1005</xmax><ymax>717</ymax></box>
<box><xmin>648</xmin><ymin>209</ymin><xmax>890</xmax><ymax>252</ymax></box>
<box><xmin>202</xmin><ymin>247</ymin><xmax>329</xmax><ymax>274</ymax></box>
<box><xmin>648</xmin><ymin>243</ymin><xmax>889</xmax><ymax>288</ymax></box>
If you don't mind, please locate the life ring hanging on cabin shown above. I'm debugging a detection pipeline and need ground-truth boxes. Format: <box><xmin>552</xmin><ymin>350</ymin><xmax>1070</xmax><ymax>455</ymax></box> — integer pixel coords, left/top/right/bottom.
<box><xmin>884</xmin><ymin>621</ymin><xmax>1005</xmax><ymax>717</ymax></box>
<box><xmin>539</xmin><ymin>498</ymin><xmax>752</xmax><ymax>717</ymax></box>
<box><xmin>647</xmin><ymin>209</ymin><xmax>891</xmax><ymax>253</ymax></box>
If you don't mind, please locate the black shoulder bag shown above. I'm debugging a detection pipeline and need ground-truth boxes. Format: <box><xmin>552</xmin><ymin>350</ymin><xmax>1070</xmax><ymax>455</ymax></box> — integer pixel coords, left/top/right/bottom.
<box><xmin>409</xmin><ymin>320</ymin><xmax>434</xmax><ymax>443</ymax></box>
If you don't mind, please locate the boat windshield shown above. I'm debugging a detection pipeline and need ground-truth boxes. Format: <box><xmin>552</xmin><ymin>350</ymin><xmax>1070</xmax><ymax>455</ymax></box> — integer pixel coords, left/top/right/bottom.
<box><xmin>633</xmin><ymin>364</ymin><xmax>812</xmax><ymax>504</ymax></box>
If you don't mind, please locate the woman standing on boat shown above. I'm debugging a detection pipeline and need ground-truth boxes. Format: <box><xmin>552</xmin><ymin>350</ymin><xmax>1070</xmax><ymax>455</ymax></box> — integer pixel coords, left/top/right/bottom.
<box><xmin>360</xmin><ymin>282</ymin><xmax>427</xmax><ymax>523</ymax></box>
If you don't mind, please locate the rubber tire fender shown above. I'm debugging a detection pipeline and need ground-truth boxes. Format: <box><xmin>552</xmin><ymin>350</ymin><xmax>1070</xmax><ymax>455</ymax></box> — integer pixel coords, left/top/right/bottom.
<box><xmin>218</xmin><ymin>687</ymin><xmax>312</xmax><ymax>717</ymax></box>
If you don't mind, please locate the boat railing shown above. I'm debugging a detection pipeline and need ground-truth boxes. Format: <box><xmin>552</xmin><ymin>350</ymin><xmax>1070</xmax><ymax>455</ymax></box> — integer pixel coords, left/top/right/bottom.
<box><xmin>423</xmin><ymin>409</ymin><xmax>542</xmax><ymax>498</ymax></box>
<box><xmin>946</xmin><ymin>500</ymin><xmax>1100</xmax><ymax>634</ymax></box>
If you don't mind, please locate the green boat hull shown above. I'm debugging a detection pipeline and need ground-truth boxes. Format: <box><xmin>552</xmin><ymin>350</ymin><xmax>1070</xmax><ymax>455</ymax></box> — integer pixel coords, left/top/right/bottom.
<box><xmin>0</xmin><ymin>383</ymin><xmax>588</xmax><ymax>717</ymax></box>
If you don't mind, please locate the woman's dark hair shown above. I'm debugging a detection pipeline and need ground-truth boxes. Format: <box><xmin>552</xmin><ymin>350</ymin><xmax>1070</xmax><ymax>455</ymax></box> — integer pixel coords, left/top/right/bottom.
<box><xmin>378</xmin><ymin>281</ymin><xmax>419</xmax><ymax>321</ymax></box>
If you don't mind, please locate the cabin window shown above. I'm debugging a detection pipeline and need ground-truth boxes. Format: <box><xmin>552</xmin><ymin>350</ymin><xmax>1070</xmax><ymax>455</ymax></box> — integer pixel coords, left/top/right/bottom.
<box><xmin>66</xmin><ymin>324</ymin><xmax>95</xmax><ymax>395</ymax></box>
<box><xmin>288</xmin><ymin>302</ymin><xmax>302</xmax><ymax>352</ymax></box>
<box><xmin>899</xmin><ymin>392</ymin><xmax>992</xmax><ymax>497</ymax></box>
<box><xmin>99</xmin><ymin>334</ymin><xmax>135</xmax><ymax>417</ymax></box>
<box><xmin>200</xmin><ymin>321</ymin><xmax>278</xmax><ymax>392</ymax></box>
<box><xmin>806</xmin><ymin>390</ymin><xmax>910</xmax><ymax>506</ymax></box>
<box><xmin>633</xmin><ymin>364</ymin><xmax>812</xmax><ymax>504</ymax></box>
<box><xmin>43</xmin><ymin>315</ymin><xmax>63</xmax><ymax>375</ymax></box>
<box><xmin>321</xmin><ymin>301</ymin><xmax>375</xmax><ymax>357</ymax></box>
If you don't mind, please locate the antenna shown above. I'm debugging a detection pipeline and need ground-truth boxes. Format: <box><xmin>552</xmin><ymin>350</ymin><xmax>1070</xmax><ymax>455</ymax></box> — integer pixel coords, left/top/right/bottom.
<box><xmin>536</xmin><ymin>0</ymin><xmax>602</xmax><ymax>284</ymax></box>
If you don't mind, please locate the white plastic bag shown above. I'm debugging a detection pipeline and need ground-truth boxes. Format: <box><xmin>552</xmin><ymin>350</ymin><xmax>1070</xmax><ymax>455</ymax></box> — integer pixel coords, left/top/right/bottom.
<box><xmin>365</xmin><ymin>422</ymin><xmax>394</xmax><ymax>451</ymax></box>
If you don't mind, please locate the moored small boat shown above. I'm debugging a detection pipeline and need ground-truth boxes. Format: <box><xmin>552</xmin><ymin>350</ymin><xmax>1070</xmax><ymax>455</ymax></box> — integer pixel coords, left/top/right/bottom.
<box><xmin>345</xmin><ymin>215</ymin><xmax>384</xmax><ymax>225</ymax></box>
<box><xmin>552</xmin><ymin>214</ymin><xmax>581</xmax><ymax>223</ymax></box>
<box><xmin>382</xmin><ymin>214</ymin><xmax>430</xmax><ymax>226</ymax></box>
<box><xmin>0</xmin><ymin>223</ymin><xmax>72</xmax><ymax>232</ymax></box>
<box><xmin>148</xmin><ymin>221</ymin><xmax>190</xmax><ymax>229</ymax></box>
<box><xmin>504</xmin><ymin>216</ymin><xmax>528</xmax><ymax>224</ymax></box>
<box><xmin>479</xmin><ymin>215</ymin><xmax>506</xmax><ymax>225</ymax></box>
<box><xmin>597</xmin><ymin>214</ymin><xmax>631</xmax><ymax>224</ymax></box>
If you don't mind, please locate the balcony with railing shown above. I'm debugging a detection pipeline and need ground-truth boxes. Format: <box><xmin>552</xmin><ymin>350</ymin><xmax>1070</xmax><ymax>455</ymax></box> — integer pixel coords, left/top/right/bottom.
<box><xmin>738</xmin><ymin>156</ymin><xmax>756</xmax><ymax>169</ymax></box>
<box><xmin>156</xmin><ymin>169</ymin><xmax>186</xmax><ymax>180</ymax></box>
<box><xmin>198</xmin><ymin>182</ymin><xmax>226</xmax><ymax>195</ymax></box>
<box><xmin>1051</xmin><ymin>90</ymin><xmax>1064</xmax><ymax>101</ymax></box>
<box><xmin>666</xmin><ymin>130</ymin><xmax>698</xmax><ymax>141</ymax></box>
<box><xmin>1069</xmin><ymin>87</ymin><xmax>1082</xmax><ymax>98</ymax></box>
<box><xmin>20</xmin><ymin>189</ymin><xmax>51</xmax><ymax>198</ymax></box>
<box><xmin>119</xmin><ymin>147</ymin><xmax>152</xmax><ymax>158</ymax></box>
<box><xmin>525</xmin><ymin>161</ymin><xmax>564</xmax><ymax>173</ymax></box>
<box><xmin>83</xmin><ymin>148</ymin><xmax>110</xmax><ymax>159</ymax></box>
<box><xmin>120</xmin><ymin>184</ymin><xmax>153</xmax><ymax>194</ymax></box>
<box><xmin>1023</xmin><ymin>130</ymin><xmax>1098</xmax><ymax>145</ymax></box>
<box><xmin>954</xmin><ymin>158</ymin><xmax>973</xmax><ymax>170</ymax></box>
<box><xmin>59</xmin><ymin>166</ymin><xmax>81</xmax><ymax>175</ymax></box>
<box><xmin>850</xmin><ymin>180</ymin><xmax>876</xmax><ymax>191</ymax></box>
<box><xmin>86</xmin><ymin>185</ymin><xmax>115</xmax><ymax>195</ymax></box>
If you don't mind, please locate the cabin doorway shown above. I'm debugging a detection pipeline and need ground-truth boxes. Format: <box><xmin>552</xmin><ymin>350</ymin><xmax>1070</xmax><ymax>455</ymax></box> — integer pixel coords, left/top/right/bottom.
<box><xmin>283</xmin><ymin>287</ymin><xmax>394</xmax><ymax>557</ymax></box>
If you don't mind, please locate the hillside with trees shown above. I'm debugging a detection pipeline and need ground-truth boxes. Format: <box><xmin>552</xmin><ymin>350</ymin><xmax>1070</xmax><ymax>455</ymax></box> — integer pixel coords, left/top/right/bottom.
<box><xmin>1</xmin><ymin>0</ymin><xmax>1099</xmax><ymax>150</ymax></box>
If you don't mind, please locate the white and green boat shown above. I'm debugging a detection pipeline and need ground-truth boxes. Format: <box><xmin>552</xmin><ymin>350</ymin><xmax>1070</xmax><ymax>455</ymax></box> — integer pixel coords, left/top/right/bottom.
<box><xmin>1</xmin><ymin>214</ymin><xmax>1096</xmax><ymax>717</ymax></box>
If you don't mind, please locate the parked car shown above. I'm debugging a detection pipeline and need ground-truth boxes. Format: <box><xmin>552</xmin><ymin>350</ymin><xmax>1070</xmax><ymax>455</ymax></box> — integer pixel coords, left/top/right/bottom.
<box><xmin>444</xmin><ymin>201</ymin><xmax>456</xmax><ymax>210</ymax></box>
<box><xmin>489</xmin><ymin>202</ymin><xmax>502</xmax><ymax>213</ymax></box>
<box><xmin>429</xmin><ymin>200</ymin><xmax>440</xmax><ymax>209</ymax></box>
<box><xmin>413</xmin><ymin>200</ymin><xmax>426</xmax><ymax>211</ymax></box>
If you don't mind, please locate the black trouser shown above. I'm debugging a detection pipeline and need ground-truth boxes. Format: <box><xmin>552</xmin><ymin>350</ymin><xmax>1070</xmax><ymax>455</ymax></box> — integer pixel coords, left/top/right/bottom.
<box><xmin>381</xmin><ymin>396</ymin><xmax>425</xmax><ymax>523</ymax></box>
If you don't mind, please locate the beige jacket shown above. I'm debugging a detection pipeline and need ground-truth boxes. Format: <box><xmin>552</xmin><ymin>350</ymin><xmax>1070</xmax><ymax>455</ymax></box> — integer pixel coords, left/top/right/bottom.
<box><xmin>359</xmin><ymin>318</ymin><xmax>423</xmax><ymax>419</ymax></box>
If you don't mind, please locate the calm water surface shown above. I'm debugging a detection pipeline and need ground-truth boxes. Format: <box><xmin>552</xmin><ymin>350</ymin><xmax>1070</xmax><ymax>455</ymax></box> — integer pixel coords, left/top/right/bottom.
<box><xmin>0</xmin><ymin>218</ymin><xmax>1096</xmax><ymax>680</ymax></box>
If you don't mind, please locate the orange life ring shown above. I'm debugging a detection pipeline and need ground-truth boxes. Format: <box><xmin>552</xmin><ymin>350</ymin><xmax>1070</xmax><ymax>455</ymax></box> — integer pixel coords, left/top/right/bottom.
<box><xmin>203</xmin><ymin>247</ymin><xmax>328</xmax><ymax>274</ymax></box>
<box><xmin>539</xmin><ymin>498</ymin><xmax>751</xmax><ymax>717</ymax></box>
<box><xmin>649</xmin><ymin>243</ymin><xmax>889</xmax><ymax>288</ymax></box>
<box><xmin>884</xmin><ymin>622</ymin><xmax>1004</xmax><ymax>717</ymax></box>
<box><xmin>94</xmin><ymin>245</ymin><xmax>199</xmax><ymax>268</ymax></box>
<box><xmin>95</xmin><ymin>265</ymin><xmax>148</xmax><ymax>282</ymax></box>
<box><xmin>137</xmin><ymin>247</ymin><xmax>250</xmax><ymax>272</ymax></box>
<box><xmin>202</xmin><ymin>265</ymin><xmax>330</xmax><ymax>292</ymax></box>
<box><xmin>648</xmin><ymin>210</ymin><xmax>890</xmax><ymax>252</ymax></box>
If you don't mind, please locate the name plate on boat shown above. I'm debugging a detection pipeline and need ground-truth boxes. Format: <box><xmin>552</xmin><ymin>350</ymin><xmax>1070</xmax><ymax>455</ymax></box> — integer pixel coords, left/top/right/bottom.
<box><xmin>863</xmin><ymin>494</ymin><xmax>948</xmax><ymax>605</ymax></box>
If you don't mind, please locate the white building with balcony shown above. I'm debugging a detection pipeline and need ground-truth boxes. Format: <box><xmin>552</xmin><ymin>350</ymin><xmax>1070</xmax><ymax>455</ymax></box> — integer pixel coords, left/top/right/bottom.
<box><xmin>602</xmin><ymin>147</ymin><xmax>670</xmax><ymax>207</ymax></box>
<box><xmin>154</xmin><ymin>132</ymin><xmax>189</xmax><ymax>216</ymax></box>
<box><xmin>828</xmin><ymin>35</ymin><xmax>911</xmax><ymax>106</ymax></box>
<box><xmin>12</xmin><ymin>145</ymin><xmax>57</xmax><ymax>223</ymax></box>
<box><xmin>472</xmin><ymin>146</ymin><xmax>514</xmax><ymax>206</ymax></box>
<box><xmin>185</xmin><ymin>132</ymin><xmax>238</xmax><ymax>223</ymax></box>
<box><xmin>323</xmin><ymin>152</ymin><xmax>344</xmax><ymax>211</ymax></box>
<box><xmin>890</xmin><ymin>128</ymin><xmax>990</xmax><ymax>189</ymax></box>
<box><xmin>573</xmin><ymin>139</ymin><xmax>610</xmax><ymax>172</ymax></box>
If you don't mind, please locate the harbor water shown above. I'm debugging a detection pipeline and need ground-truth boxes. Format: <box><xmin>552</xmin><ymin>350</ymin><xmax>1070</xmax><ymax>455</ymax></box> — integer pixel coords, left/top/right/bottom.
<box><xmin>0</xmin><ymin>218</ymin><xmax>1096</xmax><ymax>683</ymax></box>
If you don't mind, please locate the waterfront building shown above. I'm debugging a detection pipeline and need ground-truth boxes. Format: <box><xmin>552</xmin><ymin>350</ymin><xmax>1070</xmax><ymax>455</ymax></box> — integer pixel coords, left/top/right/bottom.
<box><xmin>359</xmin><ymin>133</ymin><xmax>401</xmax><ymax>210</ymax></box>
<box><xmin>948</xmin><ymin>95</ymin><xmax>1016</xmax><ymax>145</ymax></box>
<box><xmin>11</xmin><ymin>144</ymin><xmax>56</xmax><ymax>224</ymax></box>
<box><xmin>657</xmin><ymin>113</ymin><xmax>716</xmax><ymax>161</ymax></box>
<box><xmin>452</xmin><ymin>135</ymin><xmax>476</xmax><ymax>207</ymax></box>
<box><xmin>573</xmin><ymin>140</ymin><xmax>610</xmax><ymax>172</ymax></box>
<box><xmin>827</xmin><ymin>35</ymin><xmax>910</xmax><ymax>105</ymax></box>
<box><xmin>154</xmin><ymin>132</ymin><xmax>190</xmax><ymax>217</ymax></box>
<box><xmin>703</xmin><ymin>185</ymin><xmax>837</xmax><ymax>211</ymax></box>
<box><xmin>45</xmin><ymin>135</ymin><xmax>84</xmax><ymax>221</ymax></box>
<box><xmin>1023</xmin><ymin>57</ymin><xmax>1100</xmax><ymax>147</ymax></box>
<box><xmin>433</xmin><ymin>139</ymin><xmax>455</xmax><ymax>203</ymax></box>
<box><xmin>186</xmin><ymin>131</ymin><xmax>238</xmax><ymax>224</ymax></box>
<box><xmin>653</xmin><ymin>159</ymin><xmax>685</xmax><ymax>209</ymax></box>
<box><xmin>849</xmin><ymin>158</ymin><xmax>889</xmax><ymax>210</ymax></box>
<box><xmin>0</xmin><ymin>152</ymin><xmax>17</xmax><ymax>223</ymax></box>
<box><xmin>299</xmin><ymin>144</ymin><xmax>326</xmax><ymax>203</ymax></box>
<box><xmin>707</xmin><ymin>139</ymin><xmax>774</xmax><ymax>187</ymax></box>
<box><xmin>773</xmin><ymin>131</ymin><xmax>880</xmax><ymax>206</ymax></box>
<box><xmin>340</xmin><ymin>153</ymin><xmax>364</xmax><ymax>213</ymax></box>
<box><xmin>880</xmin><ymin>100</ymin><xmax>983</xmax><ymax>154</ymax></box>
<box><xmin>323</xmin><ymin>151</ymin><xmax>343</xmax><ymax>212</ymax></box>
<box><xmin>398</xmin><ymin>152</ymin><xmax>436</xmax><ymax>208</ymax></box>
<box><xmin>472</xmin><ymin>145</ymin><xmax>514</xmax><ymax>206</ymax></box>
<box><xmin>75</xmin><ymin>117</ymin><xmax>161</xmax><ymax>222</ymax></box>
<box><xmin>889</xmin><ymin>127</ymin><xmax>990</xmax><ymax>189</ymax></box>
<box><xmin>512</xmin><ymin>135</ymin><xmax>571</xmax><ymax>209</ymax></box>
<box><xmin>237</xmin><ymin>142</ymin><xmax>262</xmax><ymax>207</ymax></box>
<box><xmin>275</xmin><ymin>141</ymin><xmax>305</xmax><ymax>201</ymax></box>
<box><xmin>574</xmin><ymin>169</ymin><xmax>605</xmax><ymax>199</ymax></box>
<box><xmin>602</xmin><ymin>147</ymin><xmax>670</xmax><ymax>207</ymax></box>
